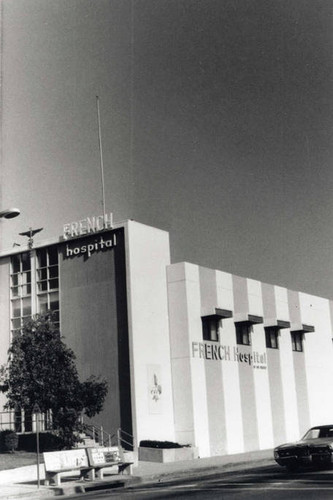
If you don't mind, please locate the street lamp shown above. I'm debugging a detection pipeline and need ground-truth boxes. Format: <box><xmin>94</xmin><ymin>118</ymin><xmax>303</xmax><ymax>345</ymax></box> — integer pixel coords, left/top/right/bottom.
<box><xmin>19</xmin><ymin>227</ymin><xmax>43</xmax><ymax>250</ymax></box>
<box><xmin>0</xmin><ymin>208</ymin><xmax>20</xmax><ymax>219</ymax></box>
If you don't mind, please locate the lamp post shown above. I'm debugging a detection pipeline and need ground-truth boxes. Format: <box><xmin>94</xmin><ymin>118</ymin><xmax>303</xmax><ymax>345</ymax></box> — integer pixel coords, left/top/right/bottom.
<box><xmin>19</xmin><ymin>227</ymin><xmax>43</xmax><ymax>250</ymax></box>
<box><xmin>0</xmin><ymin>208</ymin><xmax>20</xmax><ymax>250</ymax></box>
<box><xmin>0</xmin><ymin>208</ymin><xmax>20</xmax><ymax>219</ymax></box>
<box><xmin>33</xmin><ymin>403</ymin><xmax>41</xmax><ymax>489</ymax></box>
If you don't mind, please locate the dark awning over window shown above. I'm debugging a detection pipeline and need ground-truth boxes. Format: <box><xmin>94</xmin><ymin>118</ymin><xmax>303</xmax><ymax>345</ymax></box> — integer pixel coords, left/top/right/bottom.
<box><xmin>202</xmin><ymin>308</ymin><xmax>233</xmax><ymax>322</ymax></box>
<box><xmin>264</xmin><ymin>319</ymin><xmax>291</xmax><ymax>330</ymax></box>
<box><xmin>290</xmin><ymin>323</ymin><xmax>315</xmax><ymax>334</ymax></box>
<box><xmin>234</xmin><ymin>313</ymin><xmax>263</xmax><ymax>326</ymax></box>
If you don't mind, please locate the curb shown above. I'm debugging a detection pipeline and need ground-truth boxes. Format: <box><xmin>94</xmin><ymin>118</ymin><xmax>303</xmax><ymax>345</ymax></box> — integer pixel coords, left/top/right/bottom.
<box><xmin>135</xmin><ymin>457</ymin><xmax>276</xmax><ymax>485</ymax></box>
<box><xmin>0</xmin><ymin>476</ymin><xmax>141</xmax><ymax>500</ymax></box>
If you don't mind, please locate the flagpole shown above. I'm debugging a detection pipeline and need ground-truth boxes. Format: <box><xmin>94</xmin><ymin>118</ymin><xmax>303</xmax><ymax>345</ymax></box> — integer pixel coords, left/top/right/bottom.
<box><xmin>96</xmin><ymin>95</ymin><xmax>106</xmax><ymax>215</ymax></box>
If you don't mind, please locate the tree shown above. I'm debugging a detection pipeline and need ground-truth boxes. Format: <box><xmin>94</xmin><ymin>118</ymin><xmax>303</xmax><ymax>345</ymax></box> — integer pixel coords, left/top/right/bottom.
<box><xmin>0</xmin><ymin>313</ymin><xmax>108</xmax><ymax>448</ymax></box>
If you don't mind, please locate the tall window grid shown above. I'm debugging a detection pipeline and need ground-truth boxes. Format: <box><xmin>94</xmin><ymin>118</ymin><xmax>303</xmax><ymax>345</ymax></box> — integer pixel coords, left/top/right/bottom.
<box><xmin>10</xmin><ymin>253</ymin><xmax>32</xmax><ymax>338</ymax></box>
<box><xmin>36</xmin><ymin>247</ymin><xmax>59</xmax><ymax>328</ymax></box>
<box><xmin>10</xmin><ymin>247</ymin><xmax>60</xmax><ymax>337</ymax></box>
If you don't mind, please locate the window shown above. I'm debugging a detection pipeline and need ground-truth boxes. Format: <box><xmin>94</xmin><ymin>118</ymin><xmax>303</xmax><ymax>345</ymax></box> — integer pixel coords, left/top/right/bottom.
<box><xmin>265</xmin><ymin>328</ymin><xmax>279</xmax><ymax>349</ymax></box>
<box><xmin>11</xmin><ymin>247</ymin><xmax>60</xmax><ymax>337</ymax></box>
<box><xmin>291</xmin><ymin>332</ymin><xmax>303</xmax><ymax>352</ymax></box>
<box><xmin>202</xmin><ymin>317</ymin><xmax>220</xmax><ymax>342</ymax></box>
<box><xmin>236</xmin><ymin>323</ymin><xmax>252</xmax><ymax>345</ymax></box>
<box><xmin>10</xmin><ymin>253</ymin><xmax>32</xmax><ymax>337</ymax></box>
<box><xmin>10</xmin><ymin>247</ymin><xmax>59</xmax><ymax>434</ymax></box>
<box><xmin>36</xmin><ymin>247</ymin><xmax>59</xmax><ymax>328</ymax></box>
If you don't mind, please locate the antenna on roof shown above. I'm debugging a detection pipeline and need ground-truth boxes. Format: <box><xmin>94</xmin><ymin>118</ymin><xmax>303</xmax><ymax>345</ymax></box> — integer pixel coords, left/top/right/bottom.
<box><xmin>96</xmin><ymin>95</ymin><xmax>106</xmax><ymax>215</ymax></box>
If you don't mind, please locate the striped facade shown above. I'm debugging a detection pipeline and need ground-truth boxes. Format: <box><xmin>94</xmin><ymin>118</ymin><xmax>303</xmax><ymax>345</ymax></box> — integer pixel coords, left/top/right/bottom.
<box><xmin>167</xmin><ymin>262</ymin><xmax>333</xmax><ymax>457</ymax></box>
<box><xmin>1</xmin><ymin>220</ymin><xmax>333</xmax><ymax>458</ymax></box>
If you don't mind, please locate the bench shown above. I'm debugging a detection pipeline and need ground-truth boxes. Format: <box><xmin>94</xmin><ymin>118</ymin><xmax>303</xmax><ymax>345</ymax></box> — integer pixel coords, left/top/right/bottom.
<box><xmin>43</xmin><ymin>446</ymin><xmax>133</xmax><ymax>486</ymax></box>
<box><xmin>86</xmin><ymin>446</ymin><xmax>133</xmax><ymax>480</ymax></box>
<box><xmin>43</xmin><ymin>449</ymin><xmax>93</xmax><ymax>486</ymax></box>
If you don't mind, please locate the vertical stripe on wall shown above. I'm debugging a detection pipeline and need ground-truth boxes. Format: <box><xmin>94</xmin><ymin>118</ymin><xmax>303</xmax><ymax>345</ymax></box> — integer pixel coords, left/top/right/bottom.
<box><xmin>248</xmin><ymin>279</ymin><xmax>274</xmax><ymax>450</ymax></box>
<box><xmin>288</xmin><ymin>290</ymin><xmax>310</xmax><ymax>434</ymax></box>
<box><xmin>216</xmin><ymin>271</ymin><xmax>244</xmax><ymax>454</ymax></box>
<box><xmin>167</xmin><ymin>264</ymin><xmax>195</xmax><ymax>446</ymax></box>
<box><xmin>187</xmin><ymin>265</ymin><xmax>210</xmax><ymax>457</ymax></box>
<box><xmin>232</xmin><ymin>275</ymin><xmax>259</xmax><ymax>452</ymax></box>
<box><xmin>199</xmin><ymin>268</ymin><xmax>227</xmax><ymax>456</ymax></box>
<box><xmin>261</xmin><ymin>283</ymin><xmax>286</xmax><ymax>446</ymax></box>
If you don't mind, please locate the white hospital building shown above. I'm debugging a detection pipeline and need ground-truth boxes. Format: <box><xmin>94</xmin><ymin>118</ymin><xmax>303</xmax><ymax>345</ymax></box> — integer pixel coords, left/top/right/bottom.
<box><xmin>1</xmin><ymin>216</ymin><xmax>333</xmax><ymax>457</ymax></box>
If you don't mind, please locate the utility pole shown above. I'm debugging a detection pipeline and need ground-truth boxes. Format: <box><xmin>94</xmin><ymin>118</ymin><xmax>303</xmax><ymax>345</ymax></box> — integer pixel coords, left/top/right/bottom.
<box><xmin>96</xmin><ymin>95</ymin><xmax>106</xmax><ymax>215</ymax></box>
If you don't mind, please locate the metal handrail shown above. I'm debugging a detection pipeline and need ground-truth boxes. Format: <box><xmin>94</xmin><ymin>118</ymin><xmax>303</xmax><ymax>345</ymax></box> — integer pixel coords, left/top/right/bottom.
<box><xmin>80</xmin><ymin>419</ymin><xmax>134</xmax><ymax>451</ymax></box>
<box><xmin>116</xmin><ymin>427</ymin><xmax>134</xmax><ymax>450</ymax></box>
<box><xmin>80</xmin><ymin>421</ymin><xmax>116</xmax><ymax>447</ymax></box>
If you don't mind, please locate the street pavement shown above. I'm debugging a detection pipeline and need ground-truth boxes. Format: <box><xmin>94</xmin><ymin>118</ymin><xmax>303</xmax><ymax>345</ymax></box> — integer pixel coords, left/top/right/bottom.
<box><xmin>69</xmin><ymin>465</ymin><xmax>333</xmax><ymax>500</ymax></box>
<box><xmin>0</xmin><ymin>449</ymin><xmax>274</xmax><ymax>499</ymax></box>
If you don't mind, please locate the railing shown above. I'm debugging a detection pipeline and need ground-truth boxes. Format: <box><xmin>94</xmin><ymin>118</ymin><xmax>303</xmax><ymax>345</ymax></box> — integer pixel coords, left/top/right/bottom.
<box><xmin>0</xmin><ymin>410</ymin><xmax>50</xmax><ymax>433</ymax></box>
<box><xmin>0</xmin><ymin>411</ymin><xmax>135</xmax><ymax>452</ymax></box>
<box><xmin>80</xmin><ymin>420</ymin><xmax>116</xmax><ymax>447</ymax></box>
<box><xmin>117</xmin><ymin>427</ymin><xmax>134</xmax><ymax>451</ymax></box>
<box><xmin>79</xmin><ymin>417</ymin><xmax>134</xmax><ymax>451</ymax></box>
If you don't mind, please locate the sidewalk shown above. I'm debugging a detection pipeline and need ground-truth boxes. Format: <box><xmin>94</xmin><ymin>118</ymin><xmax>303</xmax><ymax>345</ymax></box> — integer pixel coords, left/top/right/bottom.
<box><xmin>0</xmin><ymin>449</ymin><xmax>274</xmax><ymax>499</ymax></box>
<box><xmin>135</xmin><ymin>448</ymin><xmax>274</xmax><ymax>482</ymax></box>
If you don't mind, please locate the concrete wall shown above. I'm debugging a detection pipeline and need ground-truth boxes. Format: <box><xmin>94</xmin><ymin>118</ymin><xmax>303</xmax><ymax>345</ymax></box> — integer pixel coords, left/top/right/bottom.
<box><xmin>167</xmin><ymin>262</ymin><xmax>333</xmax><ymax>457</ymax></box>
<box><xmin>0</xmin><ymin>257</ymin><xmax>11</xmax><ymax>415</ymax></box>
<box><xmin>59</xmin><ymin>228</ymin><xmax>132</xmax><ymax>436</ymax></box>
<box><xmin>124</xmin><ymin>221</ymin><xmax>175</xmax><ymax>446</ymax></box>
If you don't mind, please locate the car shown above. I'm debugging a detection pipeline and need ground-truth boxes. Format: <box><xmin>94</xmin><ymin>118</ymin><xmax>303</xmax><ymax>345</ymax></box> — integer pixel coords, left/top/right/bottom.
<box><xmin>274</xmin><ymin>425</ymin><xmax>333</xmax><ymax>470</ymax></box>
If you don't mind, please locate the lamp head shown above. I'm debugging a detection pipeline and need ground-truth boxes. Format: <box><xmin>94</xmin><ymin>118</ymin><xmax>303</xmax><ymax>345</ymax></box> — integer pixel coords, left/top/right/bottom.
<box><xmin>0</xmin><ymin>208</ymin><xmax>20</xmax><ymax>219</ymax></box>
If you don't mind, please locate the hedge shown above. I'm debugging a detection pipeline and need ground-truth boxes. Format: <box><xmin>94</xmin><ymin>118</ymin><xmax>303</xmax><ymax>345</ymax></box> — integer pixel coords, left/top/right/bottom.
<box><xmin>139</xmin><ymin>440</ymin><xmax>189</xmax><ymax>449</ymax></box>
<box><xmin>17</xmin><ymin>432</ymin><xmax>63</xmax><ymax>452</ymax></box>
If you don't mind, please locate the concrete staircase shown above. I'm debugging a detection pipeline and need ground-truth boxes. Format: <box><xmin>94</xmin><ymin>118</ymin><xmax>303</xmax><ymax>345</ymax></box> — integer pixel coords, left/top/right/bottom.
<box><xmin>76</xmin><ymin>433</ymin><xmax>98</xmax><ymax>448</ymax></box>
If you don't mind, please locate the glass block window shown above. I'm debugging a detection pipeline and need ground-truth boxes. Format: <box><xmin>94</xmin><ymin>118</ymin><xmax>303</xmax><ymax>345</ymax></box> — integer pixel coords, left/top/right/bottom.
<box><xmin>36</xmin><ymin>247</ymin><xmax>59</xmax><ymax>327</ymax></box>
<box><xmin>10</xmin><ymin>252</ymin><xmax>32</xmax><ymax>337</ymax></box>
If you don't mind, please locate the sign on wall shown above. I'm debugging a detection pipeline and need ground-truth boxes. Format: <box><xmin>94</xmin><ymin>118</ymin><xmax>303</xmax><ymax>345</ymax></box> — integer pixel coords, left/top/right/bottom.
<box><xmin>64</xmin><ymin>233</ymin><xmax>117</xmax><ymax>259</ymax></box>
<box><xmin>63</xmin><ymin>213</ymin><xmax>113</xmax><ymax>240</ymax></box>
<box><xmin>192</xmin><ymin>341</ymin><xmax>267</xmax><ymax>370</ymax></box>
<box><xmin>147</xmin><ymin>365</ymin><xmax>163</xmax><ymax>414</ymax></box>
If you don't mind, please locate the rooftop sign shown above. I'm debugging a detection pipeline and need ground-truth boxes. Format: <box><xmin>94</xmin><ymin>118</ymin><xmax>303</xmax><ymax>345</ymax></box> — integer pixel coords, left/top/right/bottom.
<box><xmin>63</xmin><ymin>213</ymin><xmax>113</xmax><ymax>240</ymax></box>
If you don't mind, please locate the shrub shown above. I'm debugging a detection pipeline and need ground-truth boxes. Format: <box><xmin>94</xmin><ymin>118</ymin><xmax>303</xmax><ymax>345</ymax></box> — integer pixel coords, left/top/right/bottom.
<box><xmin>139</xmin><ymin>440</ymin><xmax>190</xmax><ymax>449</ymax></box>
<box><xmin>4</xmin><ymin>431</ymin><xmax>18</xmax><ymax>453</ymax></box>
<box><xmin>0</xmin><ymin>430</ymin><xmax>14</xmax><ymax>452</ymax></box>
<box><xmin>18</xmin><ymin>432</ymin><xmax>63</xmax><ymax>452</ymax></box>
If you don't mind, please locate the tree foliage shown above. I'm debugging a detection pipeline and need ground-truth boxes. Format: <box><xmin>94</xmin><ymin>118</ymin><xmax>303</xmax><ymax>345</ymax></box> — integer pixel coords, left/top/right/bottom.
<box><xmin>0</xmin><ymin>313</ymin><xmax>108</xmax><ymax>448</ymax></box>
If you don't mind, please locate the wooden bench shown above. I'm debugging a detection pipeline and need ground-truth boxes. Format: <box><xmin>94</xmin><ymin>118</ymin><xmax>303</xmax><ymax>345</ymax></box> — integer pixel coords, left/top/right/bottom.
<box><xmin>43</xmin><ymin>446</ymin><xmax>133</xmax><ymax>486</ymax></box>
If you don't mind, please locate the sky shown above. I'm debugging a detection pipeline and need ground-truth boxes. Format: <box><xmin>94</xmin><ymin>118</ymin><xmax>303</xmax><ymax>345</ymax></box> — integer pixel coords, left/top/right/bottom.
<box><xmin>1</xmin><ymin>0</ymin><xmax>333</xmax><ymax>299</ymax></box>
